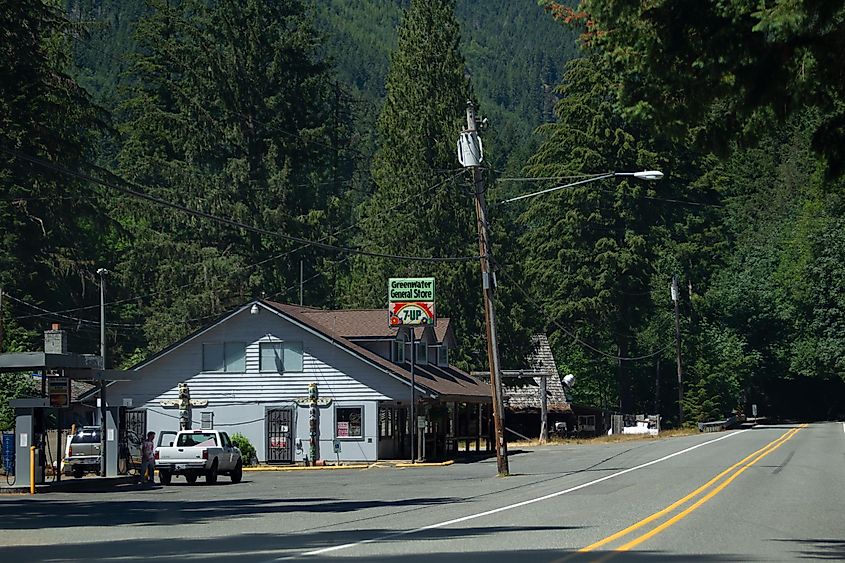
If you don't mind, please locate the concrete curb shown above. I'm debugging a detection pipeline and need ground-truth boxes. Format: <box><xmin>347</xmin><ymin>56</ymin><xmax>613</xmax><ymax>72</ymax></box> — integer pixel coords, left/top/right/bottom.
<box><xmin>396</xmin><ymin>460</ymin><xmax>454</xmax><ymax>468</ymax></box>
<box><xmin>244</xmin><ymin>464</ymin><xmax>370</xmax><ymax>472</ymax></box>
<box><xmin>243</xmin><ymin>460</ymin><xmax>455</xmax><ymax>471</ymax></box>
<box><xmin>1</xmin><ymin>475</ymin><xmax>137</xmax><ymax>495</ymax></box>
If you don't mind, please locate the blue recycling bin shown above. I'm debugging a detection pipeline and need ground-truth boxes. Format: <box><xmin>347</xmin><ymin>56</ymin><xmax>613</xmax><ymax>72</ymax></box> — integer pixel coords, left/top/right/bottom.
<box><xmin>2</xmin><ymin>432</ymin><xmax>14</xmax><ymax>476</ymax></box>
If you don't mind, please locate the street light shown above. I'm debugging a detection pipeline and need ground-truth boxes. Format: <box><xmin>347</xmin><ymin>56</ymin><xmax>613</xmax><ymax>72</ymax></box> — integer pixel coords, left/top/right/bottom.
<box><xmin>500</xmin><ymin>170</ymin><xmax>664</xmax><ymax>204</ymax></box>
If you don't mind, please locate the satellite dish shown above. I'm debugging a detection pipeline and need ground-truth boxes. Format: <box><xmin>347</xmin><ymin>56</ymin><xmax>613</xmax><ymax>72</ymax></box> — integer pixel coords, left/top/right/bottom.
<box><xmin>562</xmin><ymin>374</ymin><xmax>575</xmax><ymax>388</ymax></box>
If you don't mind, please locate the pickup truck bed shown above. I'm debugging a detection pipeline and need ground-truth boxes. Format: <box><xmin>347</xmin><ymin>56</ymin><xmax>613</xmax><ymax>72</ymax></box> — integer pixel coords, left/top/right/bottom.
<box><xmin>155</xmin><ymin>430</ymin><xmax>242</xmax><ymax>485</ymax></box>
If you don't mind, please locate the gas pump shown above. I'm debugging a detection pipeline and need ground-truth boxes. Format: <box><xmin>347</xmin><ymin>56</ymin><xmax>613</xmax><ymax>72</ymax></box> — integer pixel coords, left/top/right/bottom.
<box><xmin>12</xmin><ymin>398</ymin><xmax>48</xmax><ymax>488</ymax></box>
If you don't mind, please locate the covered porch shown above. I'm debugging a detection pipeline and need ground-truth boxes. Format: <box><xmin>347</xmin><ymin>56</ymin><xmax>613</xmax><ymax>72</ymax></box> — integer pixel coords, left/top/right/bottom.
<box><xmin>377</xmin><ymin>398</ymin><xmax>493</xmax><ymax>461</ymax></box>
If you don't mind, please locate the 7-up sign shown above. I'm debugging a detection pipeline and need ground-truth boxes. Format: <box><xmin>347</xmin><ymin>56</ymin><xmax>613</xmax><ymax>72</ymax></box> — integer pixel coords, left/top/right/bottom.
<box><xmin>388</xmin><ymin>278</ymin><xmax>436</xmax><ymax>327</ymax></box>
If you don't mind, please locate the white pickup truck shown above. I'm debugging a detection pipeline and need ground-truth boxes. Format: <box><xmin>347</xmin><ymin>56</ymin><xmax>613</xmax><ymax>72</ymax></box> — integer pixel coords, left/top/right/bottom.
<box><xmin>154</xmin><ymin>429</ymin><xmax>242</xmax><ymax>485</ymax></box>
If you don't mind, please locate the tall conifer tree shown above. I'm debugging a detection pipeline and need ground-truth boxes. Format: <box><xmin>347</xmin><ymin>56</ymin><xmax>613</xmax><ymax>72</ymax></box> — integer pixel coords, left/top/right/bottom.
<box><xmin>116</xmin><ymin>0</ymin><xmax>348</xmax><ymax>348</ymax></box>
<box><xmin>520</xmin><ymin>56</ymin><xmax>666</xmax><ymax>412</ymax></box>
<box><xmin>344</xmin><ymin>0</ymin><xmax>481</xmax><ymax>365</ymax></box>
<box><xmin>0</xmin><ymin>0</ymin><xmax>107</xmax><ymax>347</ymax></box>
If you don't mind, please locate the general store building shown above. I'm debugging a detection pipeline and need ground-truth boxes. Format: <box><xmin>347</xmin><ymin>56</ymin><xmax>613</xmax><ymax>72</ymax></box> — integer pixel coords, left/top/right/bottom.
<box><xmin>97</xmin><ymin>300</ymin><xmax>492</xmax><ymax>463</ymax></box>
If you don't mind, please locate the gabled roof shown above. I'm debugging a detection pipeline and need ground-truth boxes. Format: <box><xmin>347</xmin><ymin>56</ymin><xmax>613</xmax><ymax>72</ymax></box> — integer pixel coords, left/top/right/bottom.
<box><xmin>265</xmin><ymin>302</ymin><xmax>488</xmax><ymax>402</ymax></box>
<box><xmin>81</xmin><ymin>300</ymin><xmax>490</xmax><ymax>403</ymax></box>
<box><xmin>290</xmin><ymin>307</ymin><xmax>451</xmax><ymax>343</ymax></box>
<box><xmin>502</xmin><ymin>334</ymin><xmax>571</xmax><ymax>413</ymax></box>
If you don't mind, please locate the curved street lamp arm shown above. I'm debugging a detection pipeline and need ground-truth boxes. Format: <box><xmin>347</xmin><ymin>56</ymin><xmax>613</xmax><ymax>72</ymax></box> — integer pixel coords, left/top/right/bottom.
<box><xmin>499</xmin><ymin>170</ymin><xmax>663</xmax><ymax>205</ymax></box>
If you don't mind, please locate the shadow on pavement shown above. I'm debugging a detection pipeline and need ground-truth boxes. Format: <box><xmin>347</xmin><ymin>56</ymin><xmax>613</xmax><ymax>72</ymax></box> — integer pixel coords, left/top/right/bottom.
<box><xmin>0</xmin><ymin>496</ymin><xmax>461</xmax><ymax>529</ymax></box>
<box><xmin>774</xmin><ymin>538</ymin><xmax>845</xmax><ymax>560</ymax></box>
<box><xmin>451</xmin><ymin>449</ymin><xmax>532</xmax><ymax>464</ymax></box>
<box><xmin>0</xmin><ymin>530</ymin><xmax>749</xmax><ymax>562</ymax></box>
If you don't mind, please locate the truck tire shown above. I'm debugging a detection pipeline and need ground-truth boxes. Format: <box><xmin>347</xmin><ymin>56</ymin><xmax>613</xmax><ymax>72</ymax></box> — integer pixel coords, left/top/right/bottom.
<box><xmin>72</xmin><ymin>466</ymin><xmax>84</xmax><ymax>479</ymax></box>
<box><xmin>185</xmin><ymin>473</ymin><xmax>198</xmax><ymax>485</ymax></box>
<box><xmin>159</xmin><ymin>470</ymin><xmax>172</xmax><ymax>485</ymax></box>
<box><xmin>230</xmin><ymin>460</ymin><xmax>243</xmax><ymax>484</ymax></box>
<box><xmin>206</xmin><ymin>460</ymin><xmax>218</xmax><ymax>484</ymax></box>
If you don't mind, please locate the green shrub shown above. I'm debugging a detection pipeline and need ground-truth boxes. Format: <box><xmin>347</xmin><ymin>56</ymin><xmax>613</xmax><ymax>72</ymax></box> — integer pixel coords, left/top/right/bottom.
<box><xmin>231</xmin><ymin>433</ymin><xmax>257</xmax><ymax>466</ymax></box>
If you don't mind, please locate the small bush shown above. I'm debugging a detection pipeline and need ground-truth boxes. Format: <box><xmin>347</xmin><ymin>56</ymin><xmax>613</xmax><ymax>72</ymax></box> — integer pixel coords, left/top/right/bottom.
<box><xmin>231</xmin><ymin>433</ymin><xmax>257</xmax><ymax>466</ymax></box>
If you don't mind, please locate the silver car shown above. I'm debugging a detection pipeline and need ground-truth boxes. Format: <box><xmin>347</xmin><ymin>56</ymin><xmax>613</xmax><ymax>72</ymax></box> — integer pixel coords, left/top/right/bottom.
<box><xmin>63</xmin><ymin>426</ymin><xmax>101</xmax><ymax>478</ymax></box>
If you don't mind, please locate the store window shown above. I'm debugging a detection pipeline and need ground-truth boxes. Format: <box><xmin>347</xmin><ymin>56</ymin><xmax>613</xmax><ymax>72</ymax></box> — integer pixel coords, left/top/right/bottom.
<box><xmin>336</xmin><ymin>406</ymin><xmax>363</xmax><ymax>439</ymax></box>
<box><xmin>578</xmin><ymin>415</ymin><xmax>596</xmax><ymax>431</ymax></box>
<box><xmin>379</xmin><ymin>407</ymin><xmax>394</xmax><ymax>438</ymax></box>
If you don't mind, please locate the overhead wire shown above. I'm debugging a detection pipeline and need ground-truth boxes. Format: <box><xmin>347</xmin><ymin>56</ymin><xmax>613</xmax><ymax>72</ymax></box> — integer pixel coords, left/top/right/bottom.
<box><xmin>497</xmin><ymin>172</ymin><xmax>722</xmax><ymax>209</ymax></box>
<box><xmin>495</xmin><ymin>266</ymin><xmax>673</xmax><ymax>362</ymax></box>
<box><xmin>7</xmin><ymin>165</ymin><xmax>466</xmax><ymax>325</ymax></box>
<box><xmin>1</xmin><ymin>147</ymin><xmax>479</xmax><ymax>264</ymax></box>
<box><xmin>5</xmin><ymin>294</ymin><xmax>143</xmax><ymax>329</ymax></box>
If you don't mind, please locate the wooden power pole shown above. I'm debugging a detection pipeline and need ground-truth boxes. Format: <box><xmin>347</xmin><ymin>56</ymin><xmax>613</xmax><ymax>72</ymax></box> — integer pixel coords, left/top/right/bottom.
<box><xmin>671</xmin><ymin>276</ymin><xmax>684</xmax><ymax>425</ymax></box>
<box><xmin>459</xmin><ymin>101</ymin><xmax>508</xmax><ymax>476</ymax></box>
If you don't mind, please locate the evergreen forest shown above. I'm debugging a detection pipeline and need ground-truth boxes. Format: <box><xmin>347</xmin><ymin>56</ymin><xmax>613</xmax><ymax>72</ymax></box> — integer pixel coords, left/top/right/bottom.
<box><xmin>2</xmin><ymin>0</ymin><xmax>844</xmax><ymax>430</ymax></box>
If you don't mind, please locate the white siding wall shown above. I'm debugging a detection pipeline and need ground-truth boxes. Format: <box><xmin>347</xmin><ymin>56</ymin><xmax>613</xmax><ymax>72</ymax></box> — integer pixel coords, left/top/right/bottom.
<box><xmin>108</xmin><ymin>306</ymin><xmax>410</xmax><ymax>462</ymax></box>
<box><xmin>295</xmin><ymin>400</ymin><xmax>378</xmax><ymax>462</ymax></box>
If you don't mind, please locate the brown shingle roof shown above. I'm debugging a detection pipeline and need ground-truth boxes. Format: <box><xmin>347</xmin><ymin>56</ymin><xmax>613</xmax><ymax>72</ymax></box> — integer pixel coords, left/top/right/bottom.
<box><xmin>502</xmin><ymin>334</ymin><xmax>571</xmax><ymax>413</ymax></box>
<box><xmin>264</xmin><ymin>301</ymin><xmax>489</xmax><ymax>402</ymax></box>
<box><xmin>71</xmin><ymin>380</ymin><xmax>95</xmax><ymax>403</ymax></box>
<box><xmin>291</xmin><ymin>307</ymin><xmax>450</xmax><ymax>342</ymax></box>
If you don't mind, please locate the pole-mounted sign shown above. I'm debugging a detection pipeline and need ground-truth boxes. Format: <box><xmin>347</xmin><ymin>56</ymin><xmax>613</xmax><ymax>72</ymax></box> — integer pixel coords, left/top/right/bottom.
<box><xmin>47</xmin><ymin>376</ymin><xmax>70</xmax><ymax>408</ymax></box>
<box><xmin>388</xmin><ymin>278</ymin><xmax>436</xmax><ymax>327</ymax></box>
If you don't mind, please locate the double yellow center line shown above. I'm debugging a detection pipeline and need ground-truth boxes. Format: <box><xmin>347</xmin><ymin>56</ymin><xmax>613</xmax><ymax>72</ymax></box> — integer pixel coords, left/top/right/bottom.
<box><xmin>558</xmin><ymin>425</ymin><xmax>806</xmax><ymax>562</ymax></box>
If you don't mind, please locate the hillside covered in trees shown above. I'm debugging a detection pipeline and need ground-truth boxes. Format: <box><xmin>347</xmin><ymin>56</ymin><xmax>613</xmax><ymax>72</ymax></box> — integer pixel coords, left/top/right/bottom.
<box><xmin>1</xmin><ymin>0</ymin><xmax>843</xmax><ymax>427</ymax></box>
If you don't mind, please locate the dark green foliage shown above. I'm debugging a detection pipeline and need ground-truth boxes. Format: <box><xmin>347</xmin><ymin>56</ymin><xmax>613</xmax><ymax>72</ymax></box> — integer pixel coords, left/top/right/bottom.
<box><xmin>316</xmin><ymin>0</ymin><xmax>577</xmax><ymax>171</ymax></box>
<box><xmin>0</xmin><ymin>373</ymin><xmax>37</xmax><ymax>431</ymax></box>
<box><xmin>519</xmin><ymin>56</ymin><xmax>671</xmax><ymax>411</ymax></box>
<box><xmin>565</xmin><ymin>1</ymin><xmax>845</xmax><ymax>174</ymax></box>
<box><xmin>683</xmin><ymin>323</ymin><xmax>760</xmax><ymax>423</ymax></box>
<box><xmin>0</xmin><ymin>0</ymin><xmax>110</xmax><ymax>354</ymax></box>
<box><xmin>230</xmin><ymin>432</ymin><xmax>256</xmax><ymax>465</ymax></box>
<box><xmin>342</xmin><ymin>0</ymin><xmax>482</xmax><ymax>367</ymax></box>
<box><xmin>114</xmin><ymin>0</ymin><xmax>352</xmax><ymax>349</ymax></box>
<box><xmin>3</xmin><ymin>0</ymin><xmax>844</xmax><ymax>426</ymax></box>
<box><xmin>527</xmin><ymin>3</ymin><xmax>845</xmax><ymax>422</ymax></box>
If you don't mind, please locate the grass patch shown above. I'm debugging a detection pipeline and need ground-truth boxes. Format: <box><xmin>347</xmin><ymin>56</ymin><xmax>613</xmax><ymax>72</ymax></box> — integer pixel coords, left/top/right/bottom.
<box><xmin>508</xmin><ymin>427</ymin><xmax>699</xmax><ymax>448</ymax></box>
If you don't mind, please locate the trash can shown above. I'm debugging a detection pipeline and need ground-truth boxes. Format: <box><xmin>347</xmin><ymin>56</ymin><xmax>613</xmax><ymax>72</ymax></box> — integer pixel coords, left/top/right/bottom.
<box><xmin>2</xmin><ymin>432</ymin><xmax>15</xmax><ymax>476</ymax></box>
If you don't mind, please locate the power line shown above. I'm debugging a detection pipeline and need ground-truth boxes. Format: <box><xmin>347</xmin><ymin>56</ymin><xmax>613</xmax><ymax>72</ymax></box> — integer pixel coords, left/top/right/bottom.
<box><xmin>496</xmin><ymin>266</ymin><xmax>672</xmax><ymax>362</ymax></box>
<box><xmin>1</xmin><ymin>147</ymin><xmax>480</xmax><ymax>264</ymax></box>
<box><xmin>9</xmin><ymin>168</ymin><xmax>465</xmax><ymax>324</ymax></box>
<box><xmin>592</xmin><ymin>186</ymin><xmax>723</xmax><ymax>209</ymax></box>
<box><xmin>5</xmin><ymin>294</ymin><xmax>144</xmax><ymax>329</ymax></box>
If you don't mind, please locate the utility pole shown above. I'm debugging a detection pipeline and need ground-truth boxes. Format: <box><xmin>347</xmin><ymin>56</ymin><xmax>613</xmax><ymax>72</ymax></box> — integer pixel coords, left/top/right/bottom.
<box><xmin>654</xmin><ymin>358</ymin><xmax>661</xmax><ymax>414</ymax></box>
<box><xmin>300</xmin><ymin>260</ymin><xmax>304</xmax><ymax>306</ymax></box>
<box><xmin>409</xmin><ymin>329</ymin><xmax>417</xmax><ymax>463</ymax></box>
<box><xmin>539</xmin><ymin>374</ymin><xmax>548</xmax><ymax>444</ymax></box>
<box><xmin>671</xmin><ymin>276</ymin><xmax>684</xmax><ymax>425</ymax></box>
<box><xmin>459</xmin><ymin>101</ymin><xmax>508</xmax><ymax>476</ymax></box>
<box><xmin>97</xmin><ymin>268</ymin><xmax>109</xmax><ymax>477</ymax></box>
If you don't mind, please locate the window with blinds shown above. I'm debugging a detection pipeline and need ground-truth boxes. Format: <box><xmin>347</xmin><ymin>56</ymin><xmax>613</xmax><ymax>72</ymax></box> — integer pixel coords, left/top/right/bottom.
<box><xmin>259</xmin><ymin>341</ymin><xmax>303</xmax><ymax>373</ymax></box>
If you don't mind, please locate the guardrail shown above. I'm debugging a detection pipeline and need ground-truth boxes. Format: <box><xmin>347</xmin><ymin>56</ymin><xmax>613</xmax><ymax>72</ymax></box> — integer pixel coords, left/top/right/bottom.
<box><xmin>698</xmin><ymin>416</ymin><xmax>739</xmax><ymax>433</ymax></box>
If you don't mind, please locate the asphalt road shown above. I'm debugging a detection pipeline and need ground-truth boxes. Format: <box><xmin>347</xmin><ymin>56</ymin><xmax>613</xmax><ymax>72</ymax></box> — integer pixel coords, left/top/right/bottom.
<box><xmin>1</xmin><ymin>422</ymin><xmax>843</xmax><ymax>562</ymax></box>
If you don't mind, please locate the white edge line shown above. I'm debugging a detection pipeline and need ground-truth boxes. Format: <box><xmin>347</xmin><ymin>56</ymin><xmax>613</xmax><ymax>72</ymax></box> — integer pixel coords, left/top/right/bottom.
<box><xmin>273</xmin><ymin>429</ymin><xmax>749</xmax><ymax>561</ymax></box>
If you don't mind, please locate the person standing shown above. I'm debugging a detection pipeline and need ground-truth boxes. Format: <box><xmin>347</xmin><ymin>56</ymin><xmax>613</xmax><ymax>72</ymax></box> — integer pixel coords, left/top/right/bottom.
<box><xmin>140</xmin><ymin>431</ymin><xmax>156</xmax><ymax>485</ymax></box>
